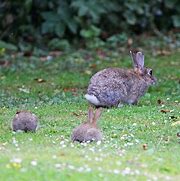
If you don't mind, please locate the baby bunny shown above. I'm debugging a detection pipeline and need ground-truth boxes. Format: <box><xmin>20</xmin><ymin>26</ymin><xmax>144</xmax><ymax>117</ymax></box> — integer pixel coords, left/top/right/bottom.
<box><xmin>12</xmin><ymin>110</ymin><xmax>38</xmax><ymax>132</ymax></box>
<box><xmin>71</xmin><ymin>107</ymin><xmax>102</xmax><ymax>142</ymax></box>
<box><xmin>85</xmin><ymin>50</ymin><xmax>157</xmax><ymax>107</ymax></box>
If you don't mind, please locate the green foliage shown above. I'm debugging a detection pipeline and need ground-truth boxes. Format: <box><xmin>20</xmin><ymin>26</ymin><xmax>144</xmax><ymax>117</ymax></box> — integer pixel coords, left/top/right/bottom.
<box><xmin>0</xmin><ymin>0</ymin><xmax>179</xmax><ymax>48</ymax></box>
<box><xmin>0</xmin><ymin>40</ymin><xmax>17</xmax><ymax>51</ymax></box>
<box><xmin>80</xmin><ymin>25</ymin><xmax>101</xmax><ymax>39</ymax></box>
<box><xmin>107</xmin><ymin>33</ymin><xmax>128</xmax><ymax>47</ymax></box>
<box><xmin>48</xmin><ymin>38</ymin><xmax>70</xmax><ymax>51</ymax></box>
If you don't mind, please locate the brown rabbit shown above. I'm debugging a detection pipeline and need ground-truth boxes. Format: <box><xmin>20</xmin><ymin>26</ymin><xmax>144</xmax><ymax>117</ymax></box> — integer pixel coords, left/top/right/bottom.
<box><xmin>71</xmin><ymin>107</ymin><xmax>102</xmax><ymax>142</ymax></box>
<box><xmin>85</xmin><ymin>51</ymin><xmax>157</xmax><ymax>107</ymax></box>
<box><xmin>12</xmin><ymin>110</ymin><xmax>38</xmax><ymax>132</ymax></box>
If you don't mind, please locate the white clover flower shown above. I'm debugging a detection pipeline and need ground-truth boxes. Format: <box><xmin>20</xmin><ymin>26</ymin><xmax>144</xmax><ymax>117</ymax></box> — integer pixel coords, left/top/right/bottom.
<box><xmin>116</xmin><ymin>161</ymin><xmax>122</xmax><ymax>165</ymax></box>
<box><xmin>55</xmin><ymin>163</ymin><xmax>61</xmax><ymax>169</ymax></box>
<box><xmin>16</xmin><ymin>148</ymin><xmax>20</xmax><ymax>151</ymax></box>
<box><xmin>52</xmin><ymin>155</ymin><xmax>57</xmax><ymax>159</ymax></box>
<box><xmin>97</xmin><ymin>167</ymin><xmax>102</xmax><ymax>171</ymax></box>
<box><xmin>96</xmin><ymin>140</ymin><xmax>101</xmax><ymax>145</ymax></box>
<box><xmin>68</xmin><ymin>165</ymin><xmax>75</xmax><ymax>170</ymax></box>
<box><xmin>81</xmin><ymin>142</ymin><xmax>87</xmax><ymax>147</ymax></box>
<box><xmin>113</xmin><ymin>169</ymin><xmax>120</xmax><ymax>174</ymax></box>
<box><xmin>134</xmin><ymin>170</ymin><xmax>140</xmax><ymax>175</ymax></box>
<box><xmin>152</xmin><ymin>122</ymin><xmax>156</xmax><ymax>125</ymax></box>
<box><xmin>10</xmin><ymin>158</ymin><xmax>22</xmax><ymax>163</ymax></box>
<box><xmin>135</xmin><ymin>139</ymin><xmax>140</xmax><ymax>143</ymax></box>
<box><xmin>89</xmin><ymin>147</ymin><xmax>95</xmax><ymax>152</ymax></box>
<box><xmin>77</xmin><ymin>167</ymin><xmax>84</xmax><ymax>172</ymax></box>
<box><xmin>127</xmin><ymin>142</ymin><xmax>134</xmax><ymax>146</ymax></box>
<box><xmin>86</xmin><ymin>167</ymin><xmax>92</xmax><ymax>172</ymax></box>
<box><xmin>120</xmin><ymin>136</ymin><xmax>125</xmax><ymax>140</ymax></box>
<box><xmin>12</xmin><ymin>137</ymin><xmax>17</xmax><ymax>144</ymax></box>
<box><xmin>31</xmin><ymin>160</ymin><xmax>37</xmax><ymax>166</ymax></box>
<box><xmin>122</xmin><ymin>167</ymin><xmax>131</xmax><ymax>175</ymax></box>
<box><xmin>60</xmin><ymin>141</ymin><xmax>65</xmax><ymax>145</ymax></box>
<box><xmin>62</xmin><ymin>144</ymin><xmax>66</xmax><ymax>148</ymax></box>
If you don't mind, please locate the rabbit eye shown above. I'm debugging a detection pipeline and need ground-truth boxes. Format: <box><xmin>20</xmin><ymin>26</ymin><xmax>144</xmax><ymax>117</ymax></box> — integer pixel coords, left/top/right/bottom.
<box><xmin>148</xmin><ymin>69</ymin><xmax>152</xmax><ymax>76</ymax></box>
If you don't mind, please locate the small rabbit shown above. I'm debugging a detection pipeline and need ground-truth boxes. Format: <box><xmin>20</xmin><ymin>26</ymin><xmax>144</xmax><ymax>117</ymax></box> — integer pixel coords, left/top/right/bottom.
<box><xmin>71</xmin><ymin>107</ymin><xmax>102</xmax><ymax>142</ymax></box>
<box><xmin>12</xmin><ymin>110</ymin><xmax>38</xmax><ymax>132</ymax></box>
<box><xmin>85</xmin><ymin>50</ymin><xmax>157</xmax><ymax>107</ymax></box>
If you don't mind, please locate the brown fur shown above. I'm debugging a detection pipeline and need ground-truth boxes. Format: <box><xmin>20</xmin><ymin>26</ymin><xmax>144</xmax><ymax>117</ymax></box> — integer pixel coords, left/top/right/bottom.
<box><xmin>71</xmin><ymin>107</ymin><xmax>102</xmax><ymax>142</ymax></box>
<box><xmin>12</xmin><ymin>110</ymin><xmax>38</xmax><ymax>132</ymax></box>
<box><xmin>86</xmin><ymin>51</ymin><xmax>157</xmax><ymax>107</ymax></box>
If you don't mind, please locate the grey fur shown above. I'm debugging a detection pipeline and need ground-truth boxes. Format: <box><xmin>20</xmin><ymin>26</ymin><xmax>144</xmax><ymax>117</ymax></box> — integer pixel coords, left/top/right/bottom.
<box><xmin>71</xmin><ymin>107</ymin><xmax>102</xmax><ymax>142</ymax></box>
<box><xmin>12</xmin><ymin>111</ymin><xmax>38</xmax><ymax>132</ymax></box>
<box><xmin>86</xmin><ymin>51</ymin><xmax>157</xmax><ymax>107</ymax></box>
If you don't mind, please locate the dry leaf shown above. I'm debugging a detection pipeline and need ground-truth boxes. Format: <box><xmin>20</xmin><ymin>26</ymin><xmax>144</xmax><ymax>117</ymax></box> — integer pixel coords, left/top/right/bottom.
<box><xmin>142</xmin><ymin>144</ymin><xmax>148</xmax><ymax>150</ymax></box>
<box><xmin>160</xmin><ymin>109</ymin><xmax>170</xmax><ymax>113</ymax></box>
<box><xmin>34</xmin><ymin>78</ymin><xmax>46</xmax><ymax>83</ymax></box>
<box><xmin>90</xmin><ymin>64</ymin><xmax>97</xmax><ymax>69</ymax></box>
<box><xmin>127</xmin><ymin>38</ymin><xmax>133</xmax><ymax>46</ymax></box>
<box><xmin>49</xmin><ymin>51</ymin><xmax>62</xmax><ymax>57</ymax></box>
<box><xmin>72</xmin><ymin>111</ymin><xmax>85</xmax><ymax>117</ymax></box>
<box><xmin>156</xmin><ymin>49</ymin><xmax>171</xmax><ymax>56</ymax></box>
<box><xmin>157</xmin><ymin>99</ymin><xmax>164</xmax><ymax>105</ymax></box>
<box><xmin>171</xmin><ymin>121</ymin><xmax>180</xmax><ymax>126</ymax></box>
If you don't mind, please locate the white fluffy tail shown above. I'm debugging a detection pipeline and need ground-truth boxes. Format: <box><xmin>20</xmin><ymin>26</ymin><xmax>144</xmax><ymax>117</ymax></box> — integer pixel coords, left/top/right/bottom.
<box><xmin>85</xmin><ymin>94</ymin><xmax>100</xmax><ymax>106</ymax></box>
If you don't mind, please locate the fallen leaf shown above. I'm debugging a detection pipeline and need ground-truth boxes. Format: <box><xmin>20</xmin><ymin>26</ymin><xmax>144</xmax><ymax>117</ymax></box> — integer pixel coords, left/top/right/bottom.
<box><xmin>160</xmin><ymin>109</ymin><xmax>170</xmax><ymax>113</ymax></box>
<box><xmin>40</xmin><ymin>56</ymin><xmax>53</xmax><ymax>61</ymax></box>
<box><xmin>72</xmin><ymin>111</ymin><xmax>85</xmax><ymax>117</ymax></box>
<box><xmin>157</xmin><ymin>99</ymin><xmax>164</xmax><ymax>105</ymax></box>
<box><xmin>127</xmin><ymin>38</ymin><xmax>133</xmax><ymax>47</ymax></box>
<box><xmin>0</xmin><ymin>60</ymin><xmax>10</xmax><ymax>67</ymax></box>
<box><xmin>142</xmin><ymin>144</ymin><xmax>148</xmax><ymax>150</ymax></box>
<box><xmin>156</xmin><ymin>49</ymin><xmax>171</xmax><ymax>56</ymax></box>
<box><xmin>97</xmin><ymin>49</ymin><xmax>107</xmax><ymax>59</ymax></box>
<box><xmin>171</xmin><ymin>121</ymin><xmax>180</xmax><ymax>126</ymax></box>
<box><xmin>34</xmin><ymin>78</ymin><xmax>46</xmax><ymax>83</ymax></box>
<box><xmin>84</xmin><ymin>70</ymin><xmax>92</xmax><ymax>75</ymax></box>
<box><xmin>90</xmin><ymin>64</ymin><xmax>97</xmax><ymax>69</ymax></box>
<box><xmin>63</xmin><ymin>88</ymin><xmax>78</xmax><ymax>92</ymax></box>
<box><xmin>49</xmin><ymin>51</ymin><xmax>62</xmax><ymax>57</ymax></box>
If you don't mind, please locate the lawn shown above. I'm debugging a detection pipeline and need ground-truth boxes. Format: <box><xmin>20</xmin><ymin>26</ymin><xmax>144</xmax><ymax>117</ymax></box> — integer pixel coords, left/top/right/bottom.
<box><xmin>0</xmin><ymin>49</ymin><xmax>179</xmax><ymax>181</ymax></box>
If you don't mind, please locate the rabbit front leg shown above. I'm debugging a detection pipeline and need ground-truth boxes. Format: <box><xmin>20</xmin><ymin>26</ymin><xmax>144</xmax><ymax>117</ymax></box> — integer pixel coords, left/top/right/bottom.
<box><xmin>117</xmin><ymin>101</ymin><xmax>124</xmax><ymax>108</ymax></box>
<box><xmin>126</xmin><ymin>98</ymin><xmax>138</xmax><ymax>105</ymax></box>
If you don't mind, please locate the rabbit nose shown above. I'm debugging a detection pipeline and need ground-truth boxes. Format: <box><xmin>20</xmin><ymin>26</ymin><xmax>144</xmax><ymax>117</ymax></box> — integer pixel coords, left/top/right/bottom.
<box><xmin>152</xmin><ymin>77</ymin><xmax>157</xmax><ymax>85</ymax></box>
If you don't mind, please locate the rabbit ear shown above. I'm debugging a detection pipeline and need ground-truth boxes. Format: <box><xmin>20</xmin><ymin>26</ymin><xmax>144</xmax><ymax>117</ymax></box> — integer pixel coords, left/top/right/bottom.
<box><xmin>93</xmin><ymin>108</ymin><xmax>102</xmax><ymax>123</ymax></box>
<box><xmin>130</xmin><ymin>51</ymin><xmax>144</xmax><ymax>70</ymax></box>
<box><xmin>88</xmin><ymin>107</ymin><xmax>94</xmax><ymax>123</ymax></box>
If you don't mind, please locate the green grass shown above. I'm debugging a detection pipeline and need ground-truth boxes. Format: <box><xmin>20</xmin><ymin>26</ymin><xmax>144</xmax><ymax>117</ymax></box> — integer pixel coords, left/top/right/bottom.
<box><xmin>0</xmin><ymin>49</ymin><xmax>180</xmax><ymax>181</ymax></box>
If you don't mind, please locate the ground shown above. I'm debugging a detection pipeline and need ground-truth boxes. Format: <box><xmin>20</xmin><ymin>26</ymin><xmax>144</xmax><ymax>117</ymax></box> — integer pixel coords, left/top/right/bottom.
<box><xmin>0</xmin><ymin>48</ymin><xmax>179</xmax><ymax>181</ymax></box>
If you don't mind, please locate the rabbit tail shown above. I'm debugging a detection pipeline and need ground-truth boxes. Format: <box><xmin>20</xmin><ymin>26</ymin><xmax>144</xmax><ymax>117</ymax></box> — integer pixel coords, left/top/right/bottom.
<box><xmin>85</xmin><ymin>94</ymin><xmax>100</xmax><ymax>106</ymax></box>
